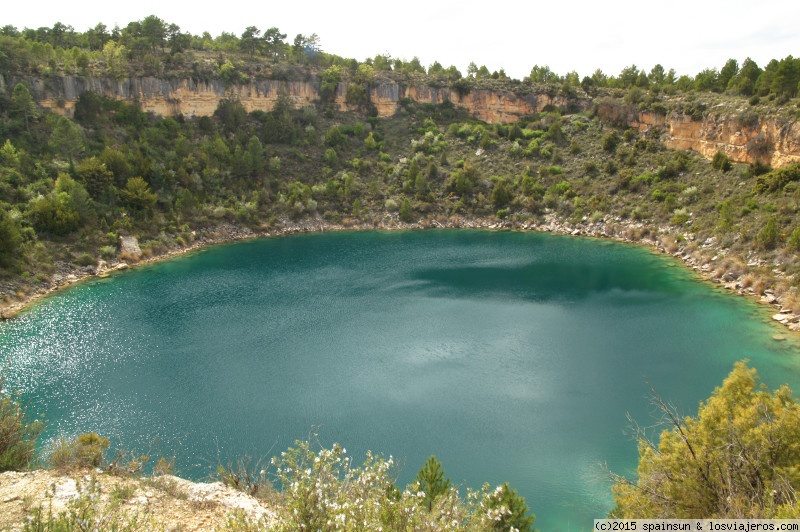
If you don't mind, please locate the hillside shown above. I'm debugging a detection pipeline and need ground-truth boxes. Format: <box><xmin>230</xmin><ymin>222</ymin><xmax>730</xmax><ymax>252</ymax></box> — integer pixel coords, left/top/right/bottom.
<box><xmin>2</xmin><ymin>61</ymin><xmax>800</xmax><ymax>329</ymax></box>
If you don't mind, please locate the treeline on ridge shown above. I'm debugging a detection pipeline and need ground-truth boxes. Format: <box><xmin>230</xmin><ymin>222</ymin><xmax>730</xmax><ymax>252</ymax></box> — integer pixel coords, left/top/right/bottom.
<box><xmin>1</xmin><ymin>15</ymin><xmax>799</xmax><ymax>102</ymax></box>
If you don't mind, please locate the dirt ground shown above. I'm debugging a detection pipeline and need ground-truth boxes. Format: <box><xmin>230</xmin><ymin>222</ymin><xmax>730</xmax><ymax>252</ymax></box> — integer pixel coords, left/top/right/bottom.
<box><xmin>0</xmin><ymin>469</ymin><xmax>276</xmax><ymax>531</ymax></box>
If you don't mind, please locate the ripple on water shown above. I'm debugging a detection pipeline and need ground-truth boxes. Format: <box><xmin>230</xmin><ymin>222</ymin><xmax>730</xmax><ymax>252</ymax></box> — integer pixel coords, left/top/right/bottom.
<box><xmin>1</xmin><ymin>230</ymin><xmax>799</xmax><ymax>531</ymax></box>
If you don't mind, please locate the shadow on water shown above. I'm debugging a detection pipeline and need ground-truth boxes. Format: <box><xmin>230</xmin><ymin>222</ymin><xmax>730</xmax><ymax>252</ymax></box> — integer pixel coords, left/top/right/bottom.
<box><xmin>406</xmin><ymin>260</ymin><xmax>685</xmax><ymax>303</ymax></box>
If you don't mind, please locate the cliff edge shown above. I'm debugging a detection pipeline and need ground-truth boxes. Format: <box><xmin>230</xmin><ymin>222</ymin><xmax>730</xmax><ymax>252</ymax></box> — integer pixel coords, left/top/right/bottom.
<box><xmin>0</xmin><ymin>469</ymin><xmax>275</xmax><ymax>530</ymax></box>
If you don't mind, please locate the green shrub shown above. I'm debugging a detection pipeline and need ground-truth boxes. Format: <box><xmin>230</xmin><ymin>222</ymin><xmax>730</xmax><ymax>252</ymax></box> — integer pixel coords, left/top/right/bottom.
<box><xmin>491</xmin><ymin>181</ymin><xmax>512</xmax><ymax>208</ymax></box>
<box><xmin>552</xmin><ymin>180</ymin><xmax>571</xmax><ymax>197</ymax></box>
<box><xmin>482</xmin><ymin>483</ymin><xmax>536</xmax><ymax>532</ymax></box>
<box><xmin>217</xmin><ymin>455</ymin><xmax>275</xmax><ymax>501</ymax></box>
<box><xmin>754</xmin><ymin>163</ymin><xmax>800</xmax><ymax>193</ymax></box>
<box><xmin>49</xmin><ymin>432</ymin><xmax>110</xmax><ymax>470</ymax></box>
<box><xmin>755</xmin><ymin>217</ymin><xmax>781</xmax><ymax>250</ymax></box>
<box><xmin>671</xmin><ymin>208</ymin><xmax>690</xmax><ymax>225</ymax></box>
<box><xmin>75</xmin><ymin>253</ymin><xmax>95</xmax><ymax>267</ymax></box>
<box><xmin>712</xmin><ymin>151</ymin><xmax>732</xmax><ymax>172</ymax></box>
<box><xmin>323</xmin><ymin>148</ymin><xmax>338</xmax><ymax>167</ymax></box>
<box><xmin>261</xmin><ymin>440</ymin><xmax>535</xmax><ymax>531</ymax></box>
<box><xmin>345</xmin><ymin>83</ymin><xmax>367</xmax><ymax>106</ymax></box>
<box><xmin>787</xmin><ymin>227</ymin><xmax>800</xmax><ymax>251</ymax></box>
<box><xmin>29</xmin><ymin>194</ymin><xmax>80</xmax><ymax>235</ymax></box>
<box><xmin>100</xmin><ymin>246</ymin><xmax>117</xmax><ymax>260</ymax></box>
<box><xmin>0</xmin><ymin>209</ymin><xmax>22</xmax><ymax>265</ymax></box>
<box><xmin>399</xmin><ymin>197</ymin><xmax>414</xmax><ymax>222</ymax></box>
<box><xmin>364</xmin><ymin>132</ymin><xmax>379</xmax><ymax>150</ymax></box>
<box><xmin>324</xmin><ymin>126</ymin><xmax>345</xmax><ymax>147</ymax></box>
<box><xmin>415</xmin><ymin>455</ymin><xmax>451</xmax><ymax>512</ymax></box>
<box><xmin>612</xmin><ymin>362</ymin><xmax>800</xmax><ymax>518</ymax></box>
<box><xmin>602</xmin><ymin>131</ymin><xmax>620</xmax><ymax>152</ymax></box>
<box><xmin>0</xmin><ymin>379</ymin><xmax>44</xmax><ymax>471</ymax></box>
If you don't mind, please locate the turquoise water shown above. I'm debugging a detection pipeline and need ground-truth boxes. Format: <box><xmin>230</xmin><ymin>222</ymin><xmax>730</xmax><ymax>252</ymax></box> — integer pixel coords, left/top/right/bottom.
<box><xmin>2</xmin><ymin>230</ymin><xmax>799</xmax><ymax>530</ymax></box>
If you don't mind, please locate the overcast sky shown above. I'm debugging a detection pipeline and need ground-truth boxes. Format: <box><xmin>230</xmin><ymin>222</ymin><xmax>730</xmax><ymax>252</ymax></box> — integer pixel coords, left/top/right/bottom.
<box><xmin>3</xmin><ymin>0</ymin><xmax>799</xmax><ymax>80</ymax></box>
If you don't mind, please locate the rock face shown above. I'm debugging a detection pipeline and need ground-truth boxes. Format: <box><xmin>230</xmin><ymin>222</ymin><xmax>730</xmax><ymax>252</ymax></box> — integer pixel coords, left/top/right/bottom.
<box><xmin>119</xmin><ymin>235</ymin><xmax>142</xmax><ymax>258</ymax></box>
<box><xmin>11</xmin><ymin>73</ymin><xmax>578</xmax><ymax>125</ymax></box>
<box><xmin>6</xmin><ymin>73</ymin><xmax>798</xmax><ymax>167</ymax></box>
<box><xmin>367</xmin><ymin>83</ymin><xmax>574</xmax><ymax>123</ymax></box>
<box><xmin>633</xmin><ymin>110</ymin><xmax>800</xmax><ymax>168</ymax></box>
<box><xmin>0</xmin><ymin>469</ymin><xmax>277</xmax><ymax>530</ymax></box>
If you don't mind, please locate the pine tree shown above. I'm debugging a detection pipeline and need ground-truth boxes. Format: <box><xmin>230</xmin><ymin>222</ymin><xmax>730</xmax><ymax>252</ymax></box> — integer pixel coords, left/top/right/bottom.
<box><xmin>415</xmin><ymin>455</ymin><xmax>451</xmax><ymax>512</ymax></box>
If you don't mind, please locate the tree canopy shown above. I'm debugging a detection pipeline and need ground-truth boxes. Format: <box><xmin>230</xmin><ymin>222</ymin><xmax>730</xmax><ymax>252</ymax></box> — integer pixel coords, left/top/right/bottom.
<box><xmin>612</xmin><ymin>361</ymin><xmax>800</xmax><ymax>518</ymax></box>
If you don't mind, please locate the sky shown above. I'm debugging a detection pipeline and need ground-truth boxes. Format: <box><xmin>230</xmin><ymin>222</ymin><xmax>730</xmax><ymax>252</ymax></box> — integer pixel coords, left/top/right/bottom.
<box><xmin>3</xmin><ymin>0</ymin><xmax>799</xmax><ymax>80</ymax></box>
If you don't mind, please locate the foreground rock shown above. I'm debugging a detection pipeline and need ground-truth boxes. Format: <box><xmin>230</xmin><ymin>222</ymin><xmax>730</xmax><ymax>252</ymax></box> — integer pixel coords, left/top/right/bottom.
<box><xmin>0</xmin><ymin>469</ymin><xmax>276</xmax><ymax>531</ymax></box>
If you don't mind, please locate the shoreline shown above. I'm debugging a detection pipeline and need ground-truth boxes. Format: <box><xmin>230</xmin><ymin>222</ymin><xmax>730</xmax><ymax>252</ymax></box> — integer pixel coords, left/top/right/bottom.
<box><xmin>1</xmin><ymin>213</ymin><xmax>798</xmax><ymax>335</ymax></box>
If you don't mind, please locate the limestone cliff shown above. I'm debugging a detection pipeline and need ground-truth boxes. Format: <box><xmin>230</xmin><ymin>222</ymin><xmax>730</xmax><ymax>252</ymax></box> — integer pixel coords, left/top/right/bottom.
<box><xmin>366</xmin><ymin>83</ymin><xmax>574</xmax><ymax>123</ymax></box>
<box><xmin>632</xmin><ymin>110</ymin><xmax>800</xmax><ymax>168</ymax></box>
<box><xmin>6</xmin><ymin>73</ymin><xmax>798</xmax><ymax>167</ymax></box>
<box><xmin>8</xmin><ymin>74</ymin><xmax>576</xmax><ymax>125</ymax></box>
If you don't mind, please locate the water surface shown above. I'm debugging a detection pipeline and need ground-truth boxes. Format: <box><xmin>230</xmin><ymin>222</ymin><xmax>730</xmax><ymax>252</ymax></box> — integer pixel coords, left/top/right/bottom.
<box><xmin>2</xmin><ymin>230</ymin><xmax>799</xmax><ymax>530</ymax></box>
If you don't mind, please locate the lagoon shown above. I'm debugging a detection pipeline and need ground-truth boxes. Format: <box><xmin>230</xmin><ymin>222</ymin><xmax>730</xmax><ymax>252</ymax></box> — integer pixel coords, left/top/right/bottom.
<box><xmin>2</xmin><ymin>230</ymin><xmax>799</xmax><ymax>530</ymax></box>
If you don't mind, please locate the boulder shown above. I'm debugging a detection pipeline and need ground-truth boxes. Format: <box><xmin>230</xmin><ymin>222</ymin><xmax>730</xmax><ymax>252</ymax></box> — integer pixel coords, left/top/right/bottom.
<box><xmin>119</xmin><ymin>235</ymin><xmax>141</xmax><ymax>257</ymax></box>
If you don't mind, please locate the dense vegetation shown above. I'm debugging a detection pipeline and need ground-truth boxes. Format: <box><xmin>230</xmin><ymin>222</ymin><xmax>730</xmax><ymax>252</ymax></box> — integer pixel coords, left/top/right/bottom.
<box><xmin>2</xmin><ymin>15</ymin><xmax>800</xmax><ymax>525</ymax></box>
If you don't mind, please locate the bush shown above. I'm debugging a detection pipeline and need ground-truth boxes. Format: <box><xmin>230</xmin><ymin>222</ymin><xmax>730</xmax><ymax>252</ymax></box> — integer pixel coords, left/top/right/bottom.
<box><xmin>754</xmin><ymin>163</ymin><xmax>800</xmax><ymax>194</ymax></box>
<box><xmin>671</xmin><ymin>208</ymin><xmax>689</xmax><ymax>225</ymax></box>
<box><xmin>788</xmin><ymin>227</ymin><xmax>800</xmax><ymax>251</ymax></box>
<box><xmin>711</xmin><ymin>151</ymin><xmax>731</xmax><ymax>172</ymax></box>
<box><xmin>75</xmin><ymin>253</ymin><xmax>95</xmax><ymax>267</ymax></box>
<box><xmin>344</xmin><ymin>83</ymin><xmax>367</xmax><ymax>106</ymax></box>
<box><xmin>100</xmin><ymin>245</ymin><xmax>117</xmax><ymax>260</ymax></box>
<box><xmin>49</xmin><ymin>432</ymin><xmax>110</xmax><ymax>470</ymax></box>
<box><xmin>324</xmin><ymin>126</ymin><xmax>346</xmax><ymax>147</ymax></box>
<box><xmin>755</xmin><ymin>217</ymin><xmax>781</xmax><ymax>250</ymax></box>
<box><xmin>0</xmin><ymin>209</ymin><xmax>22</xmax><ymax>265</ymax></box>
<box><xmin>262</xmin><ymin>440</ymin><xmax>535</xmax><ymax>531</ymax></box>
<box><xmin>0</xmin><ymin>378</ymin><xmax>44</xmax><ymax>471</ymax></box>
<box><xmin>414</xmin><ymin>455</ymin><xmax>451</xmax><ymax>512</ymax></box>
<box><xmin>491</xmin><ymin>181</ymin><xmax>512</xmax><ymax>208</ymax></box>
<box><xmin>749</xmin><ymin>160</ymin><xmax>772</xmax><ymax>177</ymax></box>
<box><xmin>23</xmin><ymin>478</ymin><xmax>144</xmax><ymax>531</ymax></box>
<box><xmin>29</xmin><ymin>194</ymin><xmax>81</xmax><ymax>235</ymax></box>
<box><xmin>612</xmin><ymin>362</ymin><xmax>800</xmax><ymax>518</ymax></box>
<box><xmin>602</xmin><ymin>131</ymin><xmax>620</xmax><ymax>152</ymax></box>
<box><xmin>323</xmin><ymin>148</ymin><xmax>339</xmax><ymax>167</ymax></box>
<box><xmin>217</xmin><ymin>455</ymin><xmax>275</xmax><ymax>501</ymax></box>
<box><xmin>399</xmin><ymin>197</ymin><xmax>414</xmax><ymax>222</ymax></box>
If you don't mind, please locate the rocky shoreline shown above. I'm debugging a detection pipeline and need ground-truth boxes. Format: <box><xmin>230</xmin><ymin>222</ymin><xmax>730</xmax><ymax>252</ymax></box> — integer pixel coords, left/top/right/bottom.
<box><xmin>1</xmin><ymin>213</ymin><xmax>799</xmax><ymax>335</ymax></box>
